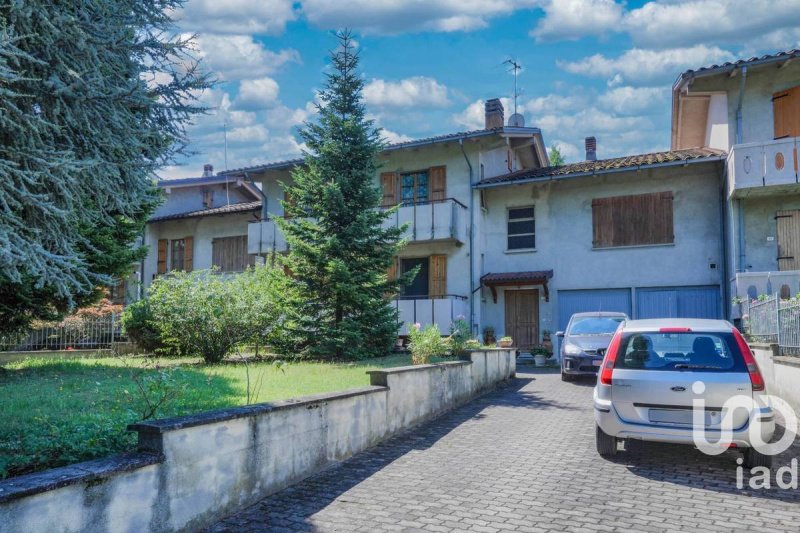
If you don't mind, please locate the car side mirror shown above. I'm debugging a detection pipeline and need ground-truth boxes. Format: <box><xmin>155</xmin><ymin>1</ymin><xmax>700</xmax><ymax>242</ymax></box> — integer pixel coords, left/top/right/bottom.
<box><xmin>556</xmin><ymin>331</ymin><xmax>564</xmax><ymax>338</ymax></box>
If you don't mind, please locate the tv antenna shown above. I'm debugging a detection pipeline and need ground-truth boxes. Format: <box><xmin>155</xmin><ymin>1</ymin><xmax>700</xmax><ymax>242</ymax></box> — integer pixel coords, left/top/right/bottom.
<box><xmin>503</xmin><ymin>59</ymin><xmax>523</xmax><ymax>116</ymax></box>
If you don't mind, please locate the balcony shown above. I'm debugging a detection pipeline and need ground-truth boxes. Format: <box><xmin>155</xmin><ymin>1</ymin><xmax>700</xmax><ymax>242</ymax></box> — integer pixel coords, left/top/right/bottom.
<box><xmin>392</xmin><ymin>295</ymin><xmax>469</xmax><ymax>335</ymax></box>
<box><xmin>728</xmin><ymin>137</ymin><xmax>799</xmax><ymax>197</ymax></box>
<box><xmin>247</xmin><ymin>219</ymin><xmax>288</xmax><ymax>254</ymax></box>
<box><xmin>382</xmin><ymin>198</ymin><xmax>468</xmax><ymax>245</ymax></box>
<box><xmin>730</xmin><ymin>270</ymin><xmax>800</xmax><ymax>318</ymax></box>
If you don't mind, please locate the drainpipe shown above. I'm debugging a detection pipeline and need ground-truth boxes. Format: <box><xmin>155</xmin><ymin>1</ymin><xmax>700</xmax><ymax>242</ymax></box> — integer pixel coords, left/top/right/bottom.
<box><xmin>735</xmin><ymin>66</ymin><xmax>747</xmax><ymax>145</ymax></box>
<box><xmin>719</xmin><ymin>164</ymin><xmax>730</xmax><ymax>319</ymax></box>
<box><xmin>737</xmin><ymin>198</ymin><xmax>746</xmax><ymax>273</ymax></box>
<box><xmin>460</xmin><ymin>139</ymin><xmax>476</xmax><ymax>336</ymax></box>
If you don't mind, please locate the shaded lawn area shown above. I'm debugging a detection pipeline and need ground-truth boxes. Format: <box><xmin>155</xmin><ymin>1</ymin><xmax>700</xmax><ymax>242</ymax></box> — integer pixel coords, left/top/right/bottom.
<box><xmin>0</xmin><ymin>353</ymin><xmax>420</xmax><ymax>479</ymax></box>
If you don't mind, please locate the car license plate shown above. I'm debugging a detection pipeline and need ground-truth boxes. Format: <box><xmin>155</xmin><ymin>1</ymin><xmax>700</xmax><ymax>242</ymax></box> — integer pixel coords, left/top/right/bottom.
<box><xmin>592</xmin><ymin>359</ymin><xmax>602</xmax><ymax>367</ymax></box>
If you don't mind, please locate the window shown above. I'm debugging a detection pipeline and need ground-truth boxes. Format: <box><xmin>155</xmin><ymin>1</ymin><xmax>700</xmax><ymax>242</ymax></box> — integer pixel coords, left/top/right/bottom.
<box><xmin>212</xmin><ymin>235</ymin><xmax>253</xmax><ymax>272</ymax></box>
<box><xmin>401</xmin><ymin>171</ymin><xmax>428</xmax><ymax>205</ymax></box>
<box><xmin>568</xmin><ymin>316</ymin><xmax>625</xmax><ymax>336</ymax></box>
<box><xmin>400</xmin><ymin>257</ymin><xmax>429</xmax><ymax>298</ymax></box>
<box><xmin>170</xmin><ymin>239</ymin><xmax>185</xmax><ymax>271</ymax></box>
<box><xmin>615</xmin><ymin>332</ymin><xmax>744</xmax><ymax>372</ymax></box>
<box><xmin>507</xmin><ymin>206</ymin><xmax>535</xmax><ymax>250</ymax></box>
<box><xmin>592</xmin><ymin>192</ymin><xmax>673</xmax><ymax>248</ymax></box>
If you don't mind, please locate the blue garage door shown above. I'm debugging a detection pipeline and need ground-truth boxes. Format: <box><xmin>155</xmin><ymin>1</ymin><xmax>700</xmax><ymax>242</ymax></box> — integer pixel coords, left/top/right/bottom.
<box><xmin>557</xmin><ymin>289</ymin><xmax>632</xmax><ymax>330</ymax></box>
<box><xmin>636</xmin><ymin>286</ymin><xmax>720</xmax><ymax>320</ymax></box>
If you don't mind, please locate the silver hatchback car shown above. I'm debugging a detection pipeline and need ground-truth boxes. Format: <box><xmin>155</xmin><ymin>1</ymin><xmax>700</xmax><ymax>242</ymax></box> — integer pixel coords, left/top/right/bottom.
<box><xmin>594</xmin><ymin>319</ymin><xmax>775</xmax><ymax>468</ymax></box>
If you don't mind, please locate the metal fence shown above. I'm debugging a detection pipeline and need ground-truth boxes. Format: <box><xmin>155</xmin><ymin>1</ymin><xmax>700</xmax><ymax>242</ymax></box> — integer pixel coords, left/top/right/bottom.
<box><xmin>0</xmin><ymin>313</ymin><xmax>123</xmax><ymax>352</ymax></box>
<box><xmin>743</xmin><ymin>294</ymin><xmax>800</xmax><ymax>356</ymax></box>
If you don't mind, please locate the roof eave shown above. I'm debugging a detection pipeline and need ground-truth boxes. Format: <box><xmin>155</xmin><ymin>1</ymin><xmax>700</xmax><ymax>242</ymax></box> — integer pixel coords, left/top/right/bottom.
<box><xmin>474</xmin><ymin>155</ymin><xmax>726</xmax><ymax>190</ymax></box>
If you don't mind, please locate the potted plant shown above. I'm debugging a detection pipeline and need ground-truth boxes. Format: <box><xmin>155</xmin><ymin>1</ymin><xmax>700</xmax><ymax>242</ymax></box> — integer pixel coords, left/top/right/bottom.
<box><xmin>498</xmin><ymin>336</ymin><xmax>513</xmax><ymax>348</ymax></box>
<box><xmin>483</xmin><ymin>325</ymin><xmax>496</xmax><ymax>346</ymax></box>
<box><xmin>531</xmin><ymin>346</ymin><xmax>550</xmax><ymax>367</ymax></box>
<box><xmin>542</xmin><ymin>329</ymin><xmax>552</xmax><ymax>351</ymax></box>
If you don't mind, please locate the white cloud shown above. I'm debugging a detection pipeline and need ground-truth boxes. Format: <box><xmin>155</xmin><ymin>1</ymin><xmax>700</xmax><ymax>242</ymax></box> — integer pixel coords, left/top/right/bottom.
<box><xmin>363</xmin><ymin>76</ymin><xmax>451</xmax><ymax>108</ymax></box>
<box><xmin>558</xmin><ymin>45</ymin><xmax>734</xmax><ymax>85</ymax></box>
<box><xmin>531</xmin><ymin>0</ymin><xmax>623</xmax><ymax>41</ymax></box>
<box><xmin>235</xmin><ymin>77</ymin><xmax>281</xmax><ymax>110</ymax></box>
<box><xmin>227</xmin><ymin>125</ymin><xmax>271</xmax><ymax>144</ymax></box>
<box><xmin>192</xmin><ymin>34</ymin><xmax>300</xmax><ymax>81</ymax></box>
<box><xmin>623</xmin><ymin>0</ymin><xmax>800</xmax><ymax>48</ymax></box>
<box><xmin>381</xmin><ymin>128</ymin><xmax>414</xmax><ymax>144</ymax></box>
<box><xmin>173</xmin><ymin>0</ymin><xmax>297</xmax><ymax>35</ymax></box>
<box><xmin>301</xmin><ymin>0</ymin><xmax>541</xmax><ymax>35</ymax></box>
<box><xmin>451</xmin><ymin>100</ymin><xmax>486</xmax><ymax>130</ymax></box>
<box><xmin>598</xmin><ymin>86</ymin><xmax>668</xmax><ymax>115</ymax></box>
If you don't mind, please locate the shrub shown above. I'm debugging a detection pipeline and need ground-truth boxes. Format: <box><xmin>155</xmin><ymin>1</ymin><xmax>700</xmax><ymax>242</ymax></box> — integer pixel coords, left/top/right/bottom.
<box><xmin>448</xmin><ymin>316</ymin><xmax>471</xmax><ymax>357</ymax></box>
<box><xmin>407</xmin><ymin>323</ymin><xmax>448</xmax><ymax>365</ymax></box>
<box><xmin>121</xmin><ymin>299</ymin><xmax>164</xmax><ymax>353</ymax></box>
<box><xmin>146</xmin><ymin>265</ymin><xmax>287</xmax><ymax>364</ymax></box>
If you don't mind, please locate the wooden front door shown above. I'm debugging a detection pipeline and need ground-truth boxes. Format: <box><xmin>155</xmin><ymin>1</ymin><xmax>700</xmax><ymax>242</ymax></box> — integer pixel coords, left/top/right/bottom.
<box><xmin>777</xmin><ymin>210</ymin><xmax>800</xmax><ymax>271</ymax></box>
<box><xmin>504</xmin><ymin>289</ymin><xmax>539</xmax><ymax>351</ymax></box>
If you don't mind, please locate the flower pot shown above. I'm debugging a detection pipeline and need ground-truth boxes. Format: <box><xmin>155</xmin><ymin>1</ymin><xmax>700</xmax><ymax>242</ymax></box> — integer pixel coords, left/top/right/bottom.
<box><xmin>534</xmin><ymin>354</ymin><xmax>547</xmax><ymax>367</ymax></box>
<box><xmin>498</xmin><ymin>340</ymin><xmax>512</xmax><ymax>348</ymax></box>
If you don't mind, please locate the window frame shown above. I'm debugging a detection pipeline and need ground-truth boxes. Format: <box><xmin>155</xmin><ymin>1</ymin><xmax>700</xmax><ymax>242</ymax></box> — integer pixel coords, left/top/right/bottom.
<box><xmin>399</xmin><ymin>256</ymin><xmax>430</xmax><ymax>298</ymax></box>
<box><xmin>400</xmin><ymin>170</ymin><xmax>430</xmax><ymax>205</ymax></box>
<box><xmin>169</xmin><ymin>238</ymin><xmax>185</xmax><ymax>271</ymax></box>
<box><xmin>506</xmin><ymin>205</ymin><xmax>536</xmax><ymax>251</ymax></box>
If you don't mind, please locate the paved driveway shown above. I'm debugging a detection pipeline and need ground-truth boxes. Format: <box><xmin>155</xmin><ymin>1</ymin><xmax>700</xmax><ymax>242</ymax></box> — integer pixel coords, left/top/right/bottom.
<box><xmin>210</xmin><ymin>367</ymin><xmax>800</xmax><ymax>532</ymax></box>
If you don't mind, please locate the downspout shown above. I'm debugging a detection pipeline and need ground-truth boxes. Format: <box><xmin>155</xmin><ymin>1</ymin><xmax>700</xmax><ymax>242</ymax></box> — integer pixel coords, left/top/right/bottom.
<box><xmin>719</xmin><ymin>164</ymin><xmax>730</xmax><ymax>319</ymax></box>
<box><xmin>138</xmin><ymin>227</ymin><xmax>146</xmax><ymax>301</ymax></box>
<box><xmin>460</xmin><ymin>139</ymin><xmax>476</xmax><ymax>336</ymax></box>
<box><xmin>735</xmin><ymin>66</ymin><xmax>747</xmax><ymax>145</ymax></box>
<box><xmin>734</xmin><ymin>66</ymin><xmax>748</xmax><ymax>274</ymax></box>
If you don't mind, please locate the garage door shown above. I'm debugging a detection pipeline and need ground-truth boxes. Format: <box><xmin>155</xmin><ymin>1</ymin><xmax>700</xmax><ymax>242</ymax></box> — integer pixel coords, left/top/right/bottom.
<box><xmin>636</xmin><ymin>286</ymin><xmax>720</xmax><ymax>320</ymax></box>
<box><xmin>557</xmin><ymin>289</ymin><xmax>632</xmax><ymax>330</ymax></box>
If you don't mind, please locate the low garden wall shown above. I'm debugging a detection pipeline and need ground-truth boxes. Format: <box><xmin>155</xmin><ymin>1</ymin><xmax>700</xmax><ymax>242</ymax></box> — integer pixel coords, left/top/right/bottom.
<box><xmin>0</xmin><ymin>349</ymin><xmax>515</xmax><ymax>532</ymax></box>
<box><xmin>750</xmin><ymin>343</ymin><xmax>800</xmax><ymax>414</ymax></box>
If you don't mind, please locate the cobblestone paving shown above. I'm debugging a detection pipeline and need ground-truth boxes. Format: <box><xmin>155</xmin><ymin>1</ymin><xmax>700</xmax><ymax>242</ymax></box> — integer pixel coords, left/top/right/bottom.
<box><xmin>210</xmin><ymin>367</ymin><xmax>800</xmax><ymax>532</ymax></box>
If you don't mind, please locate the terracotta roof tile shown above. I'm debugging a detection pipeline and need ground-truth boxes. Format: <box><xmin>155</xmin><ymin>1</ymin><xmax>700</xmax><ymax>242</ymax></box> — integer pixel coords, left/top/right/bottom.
<box><xmin>481</xmin><ymin>271</ymin><xmax>554</xmax><ymax>284</ymax></box>
<box><xmin>149</xmin><ymin>201</ymin><xmax>261</xmax><ymax>223</ymax></box>
<box><xmin>476</xmin><ymin>147</ymin><xmax>725</xmax><ymax>188</ymax></box>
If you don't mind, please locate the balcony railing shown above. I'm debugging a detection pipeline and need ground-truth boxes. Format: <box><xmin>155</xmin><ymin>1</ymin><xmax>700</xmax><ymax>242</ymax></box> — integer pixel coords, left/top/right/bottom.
<box><xmin>728</xmin><ymin>137</ymin><xmax>799</xmax><ymax>196</ymax></box>
<box><xmin>392</xmin><ymin>295</ymin><xmax>468</xmax><ymax>336</ymax></box>
<box><xmin>248</xmin><ymin>218</ymin><xmax>288</xmax><ymax>255</ymax></box>
<box><xmin>382</xmin><ymin>198</ymin><xmax>468</xmax><ymax>245</ymax></box>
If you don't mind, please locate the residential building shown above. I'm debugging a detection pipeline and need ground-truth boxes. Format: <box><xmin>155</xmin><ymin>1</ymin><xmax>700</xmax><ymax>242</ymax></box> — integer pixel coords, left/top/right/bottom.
<box><xmin>134</xmin><ymin>165</ymin><xmax>263</xmax><ymax>300</ymax></box>
<box><xmin>671</xmin><ymin>49</ymin><xmax>800</xmax><ymax>318</ymax></box>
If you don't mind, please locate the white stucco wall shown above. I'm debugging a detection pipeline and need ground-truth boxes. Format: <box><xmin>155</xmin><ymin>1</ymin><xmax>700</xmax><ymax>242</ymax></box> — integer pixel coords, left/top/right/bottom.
<box><xmin>738</xmin><ymin>194</ymin><xmax>800</xmax><ymax>272</ymax></box>
<box><xmin>478</xmin><ymin>162</ymin><xmax>725</xmax><ymax>339</ymax></box>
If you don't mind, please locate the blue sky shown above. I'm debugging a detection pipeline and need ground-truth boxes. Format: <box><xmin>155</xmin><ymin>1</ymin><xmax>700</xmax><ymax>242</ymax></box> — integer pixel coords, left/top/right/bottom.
<box><xmin>161</xmin><ymin>0</ymin><xmax>800</xmax><ymax>178</ymax></box>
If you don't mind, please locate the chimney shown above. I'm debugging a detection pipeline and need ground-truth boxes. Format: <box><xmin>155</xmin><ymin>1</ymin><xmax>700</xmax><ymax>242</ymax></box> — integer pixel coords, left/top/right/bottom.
<box><xmin>202</xmin><ymin>163</ymin><xmax>213</xmax><ymax>177</ymax></box>
<box><xmin>485</xmin><ymin>98</ymin><xmax>504</xmax><ymax>129</ymax></box>
<box><xmin>585</xmin><ymin>137</ymin><xmax>597</xmax><ymax>161</ymax></box>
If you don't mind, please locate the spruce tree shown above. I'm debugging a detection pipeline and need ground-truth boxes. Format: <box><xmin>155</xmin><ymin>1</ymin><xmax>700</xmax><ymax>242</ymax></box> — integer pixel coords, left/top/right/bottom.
<box><xmin>0</xmin><ymin>1</ymin><xmax>210</xmax><ymax>334</ymax></box>
<box><xmin>276</xmin><ymin>31</ymin><xmax>409</xmax><ymax>360</ymax></box>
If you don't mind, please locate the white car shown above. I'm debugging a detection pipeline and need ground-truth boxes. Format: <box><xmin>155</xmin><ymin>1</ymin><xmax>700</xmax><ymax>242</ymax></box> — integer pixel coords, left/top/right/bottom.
<box><xmin>593</xmin><ymin>319</ymin><xmax>775</xmax><ymax>468</ymax></box>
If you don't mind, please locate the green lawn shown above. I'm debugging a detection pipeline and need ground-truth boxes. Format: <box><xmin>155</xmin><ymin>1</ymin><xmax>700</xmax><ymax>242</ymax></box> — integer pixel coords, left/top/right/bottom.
<box><xmin>0</xmin><ymin>353</ymin><xmax>417</xmax><ymax>479</ymax></box>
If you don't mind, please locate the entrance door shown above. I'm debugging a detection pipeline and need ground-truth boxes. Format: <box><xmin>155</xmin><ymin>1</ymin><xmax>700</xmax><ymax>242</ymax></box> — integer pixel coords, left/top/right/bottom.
<box><xmin>777</xmin><ymin>210</ymin><xmax>800</xmax><ymax>271</ymax></box>
<box><xmin>505</xmin><ymin>290</ymin><xmax>539</xmax><ymax>351</ymax></box>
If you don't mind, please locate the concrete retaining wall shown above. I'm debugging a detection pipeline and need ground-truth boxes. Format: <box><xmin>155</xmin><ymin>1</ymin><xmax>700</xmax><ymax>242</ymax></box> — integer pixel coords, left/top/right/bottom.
<box><xmin>751</xmin><ymin>343</ymin><xmax>800</xmax><ymax>413</ymax></box>
<box><xmin>0</xmin><ymin>349</ymin><xmax>515</xmax><ymax>532</ymax></box>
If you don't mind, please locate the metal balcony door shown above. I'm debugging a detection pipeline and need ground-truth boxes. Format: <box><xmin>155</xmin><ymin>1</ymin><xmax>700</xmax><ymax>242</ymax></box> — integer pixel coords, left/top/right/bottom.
<box><xmin>505</xmin><ymin>290</ymin><xmax>539</xmax><ymax>351</ymax></box>
<box><xmin>777</xmin><ymin>210</ymin><xmax>800</xmax><ymax>271</ymax></box>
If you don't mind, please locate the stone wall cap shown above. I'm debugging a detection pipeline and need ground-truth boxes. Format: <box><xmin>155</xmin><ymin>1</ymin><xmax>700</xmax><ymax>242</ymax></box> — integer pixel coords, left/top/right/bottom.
<box><xmin>774</xmin><ymin>355</ymin><xmax>800</xmax><ymax>368</ymax></box>
<box><xmin>0</xmin><ymin>452</ymin><xmax>162</xmax><ymax>504</ymax></box>
<box><xmin>128</xmin><ymin>385</ymin><xmax>387</xmax><ymax>434</ymax></box>
<box><xmin>366</xmin><ymin>360</ymin><xmax>470</xmax><ymax>376</ymax></box>
<box><xmin>749</xmin><ymin>342</ymin><xmax>779</xmax><ymax>349</ymax></box>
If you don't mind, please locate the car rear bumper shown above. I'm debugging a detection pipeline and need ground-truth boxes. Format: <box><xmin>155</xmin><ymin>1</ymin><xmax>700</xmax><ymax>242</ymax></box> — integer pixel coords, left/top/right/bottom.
<box><xmin>593</xmin><ymin>393</ymin><xmax>775</xmax><ymax>448</ymax></box>
<box><xmin>562</xmin><ymin>355</ymin><xmax>603</xmax><ymax>375</ymax></box>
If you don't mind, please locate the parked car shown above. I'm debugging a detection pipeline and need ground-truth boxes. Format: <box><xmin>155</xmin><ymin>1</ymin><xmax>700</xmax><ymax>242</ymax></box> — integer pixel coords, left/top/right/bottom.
<box><xmin>593</xmin><ymin>318</ymin><xmax>775</xmax><ymax>468</ymax></box>
<box><xmin>557</xmin><ymin>312</ymin><xmax>628</xmax><ymax>381</ymax></box>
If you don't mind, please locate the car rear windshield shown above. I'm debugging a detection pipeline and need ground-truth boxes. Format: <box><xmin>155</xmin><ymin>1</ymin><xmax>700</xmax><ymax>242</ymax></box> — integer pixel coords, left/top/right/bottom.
<box><xmin>569</xmin><ymin>316</ymin><xmax>625</xmax><ymax>335</ymax></box>
<box><xmin>615</xmin><ymin>331</ymin><xmax>746</xmax><ymax>372</ymax></box>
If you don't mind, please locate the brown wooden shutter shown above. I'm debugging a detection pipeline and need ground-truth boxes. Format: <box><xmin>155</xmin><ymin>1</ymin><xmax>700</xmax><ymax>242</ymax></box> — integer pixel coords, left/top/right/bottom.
<box><xmin>773</xmin><ymin>87</ymin><xmax>800</xmax><ymax>139</ymax></box>
<box><xmin>592</xmin><ymin>192</ymin><xmax>673</xmax><ymax>248</ymax></box>
<box><xmin>157</xmin><ymin>239</ymin><xmax>168</xmax><ymax>275</ymax></box>
<box><xmin>283</xmin><ymin>190</ymin><xmax>295</xmax><ymax>218</ymax></box>
<box><xmin>429</xmin><ymin>255</ymin><xmax>447</xmax><ymax>297</ymax></box>
<box><xmin>429</xmin><ymin>166</ymin><xmax>446</xmax><ymax>201</ymax></box>
<box><xmin>777</xmin><ymin>210</ymin><xmax>800</xmax><ymax>271</ymax></box>
<box><xmin>676</xmin><ymin>95</ymin><xmax>710</xmax><ymax>149</ymax></box>
<box><xmin>380</xmin><ymin>172</ymin><xmax>397</xmax><ymax>207</ymax></box>
<box><xmin>183</xmin><ymin>236</ymin><xmax>193</xmax><ymax>272</ymax></box>
<box><xmin>387</xmin><ymin>256</ymin><xmax>398</xmax><ymax>281</ymax></box>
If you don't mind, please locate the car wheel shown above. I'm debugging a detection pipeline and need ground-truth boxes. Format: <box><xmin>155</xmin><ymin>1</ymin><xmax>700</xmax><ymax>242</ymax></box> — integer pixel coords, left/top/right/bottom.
<box><xmin>561</xmin><ymin>371</ymin><xmax>574</xmax><ymax>382</ymax></box>
<box><xmin>743</xmin><ymin>447</ymin><xmax>772</xmax><ymax>469</ymax></box>
<box><xmin>596</xmin><ymin>424</ymin><xmax>618</xmax><ymax>457</ymax></box>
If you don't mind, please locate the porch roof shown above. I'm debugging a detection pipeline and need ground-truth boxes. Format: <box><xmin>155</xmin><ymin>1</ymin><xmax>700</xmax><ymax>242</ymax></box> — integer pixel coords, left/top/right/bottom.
<box><xmin>480</xmin><ymin>270</ymin><xmax>554</xmax><ymax>303</ymax></box>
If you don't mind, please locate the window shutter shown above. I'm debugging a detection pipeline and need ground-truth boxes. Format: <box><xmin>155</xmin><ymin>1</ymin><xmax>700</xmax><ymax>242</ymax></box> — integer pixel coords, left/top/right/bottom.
<box><xmin>592</xmin><ymin>192</ymin><xmax>673</xmax><ymax>248</ymax></box>
<box><xmin>676</xmin><ymin>95</ymin><xmax>710</xmax><ymax>149</ymax></box>
<box><xmin>387</xmin><ymin>256</ymin><xmax>398</xmax><ymax>281</ymax></box>
<box><xmin>429</xmin><ymin>255</ymin><xmax>447</xmax><ymax>297</ymax></box>
<box><xmin>380</xmin><ymin>172</ymin><xmax>397</xmax><ymax>207</ymax></box>
<box><xmin>283</xmin><ymin>190</ymin><xmax>295</xmax><ymax>218</ymax></box>
<box><xmin>773</xmin><ymin>87</ymin><xmax>800</xmax><ymax>139</ymax></box>
<box><xmin>429</xmin><ymin>166</ymin><xmax>446</xmax><ymax>201</ymax></box>
<box><xmin>183</xmin><ymin>236</ymin><xmax>193</xmax><ymax>272</ymax></box>
<box><xmin>157</xmin><ymin>239</ymin><xmax>168</xmax><ymax>274</ymax></box>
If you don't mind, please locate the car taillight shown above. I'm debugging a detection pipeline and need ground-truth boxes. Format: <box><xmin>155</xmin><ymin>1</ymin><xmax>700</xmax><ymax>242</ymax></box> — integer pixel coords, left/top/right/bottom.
<box><xmin>600</xmin><ymin>330</ymin><xmax>623</xmax><ymax>385</ymax></box>
<box><xmin>733</xmin><ymin>328</ymin><xmax>765</xmax><ymax>392</ymax></box>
